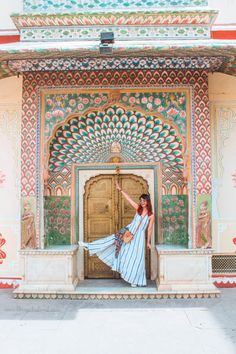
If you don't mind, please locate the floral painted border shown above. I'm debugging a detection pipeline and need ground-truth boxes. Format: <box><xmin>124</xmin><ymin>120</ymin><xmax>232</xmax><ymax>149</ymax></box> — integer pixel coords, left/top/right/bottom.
<box><xmin>44</xmin><ymin>90</ymin><xmax>187</xmax><ymax>142</ymax></box>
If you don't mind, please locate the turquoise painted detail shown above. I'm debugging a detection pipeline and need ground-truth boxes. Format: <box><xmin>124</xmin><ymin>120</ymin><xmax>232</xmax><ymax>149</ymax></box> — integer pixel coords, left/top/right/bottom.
<box><xmin>44</xmin><ymin>91</ymin><xmax>187</xmax><ymax>143</ymax></box>
<box><xmin>44</xmin><ymin>93</ymin><xmax>109</xmax><ymax>141</ymax></box>
<box><xmin>21</xmin><ymin>26</ymin><xmax>210</xmax><ymax>41</ymax></box>
<box><xmin>121</xmin><ymin>92</ymin><xmax>187</xmax><ymax>135</ymax></box>
<box><xmin>48</xmin><ymin>105</ymin><xmax>184</xmax><ymax>172</ymax></box>
<box><xmin>23</xmin><ymin>0</ymin><xmax>208</xmax><ymax>13</ymax></box>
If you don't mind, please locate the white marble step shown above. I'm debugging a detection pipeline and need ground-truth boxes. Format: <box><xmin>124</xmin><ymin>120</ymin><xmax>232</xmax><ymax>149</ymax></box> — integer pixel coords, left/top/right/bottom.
<box><xmin>76</xmin><ymin>279</ymin><xmax>158</xmax><ymax>294</ymax></box>
<box><xmin>14</xmin><ymin>279</ymin><xmax>220</xmax><ymax>299</ymax></box>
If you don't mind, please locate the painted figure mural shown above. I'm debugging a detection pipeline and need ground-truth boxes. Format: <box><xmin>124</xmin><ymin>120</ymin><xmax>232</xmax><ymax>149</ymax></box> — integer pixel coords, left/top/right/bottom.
<box><xmin>196</xmin><ymin>200</ymin><xmax>212</xmax><ymax>248</ymax></box>
<box><xmin>21</xmin><ymin>202</ymin><xmax>36</xmax><ymax>249</ymax></box>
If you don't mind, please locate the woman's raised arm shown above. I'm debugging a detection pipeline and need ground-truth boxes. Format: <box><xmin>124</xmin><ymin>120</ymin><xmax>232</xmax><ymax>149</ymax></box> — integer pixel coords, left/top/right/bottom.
<box><xmin>116</xmin><ymin>181</ymin><xmax>138</xmax><ymax>210</ymax></box>
<box><xmin>147</xmin><ymin>214</ymin><xmax>154</xmax><ymax>250</ymax></box>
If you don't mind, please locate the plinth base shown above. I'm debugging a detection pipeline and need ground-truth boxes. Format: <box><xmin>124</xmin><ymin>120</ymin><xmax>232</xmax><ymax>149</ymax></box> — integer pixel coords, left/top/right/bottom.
<box><xmin>156</xmin><ymin>245</ymin><xmax>220</xmax><ymax>295</ymax></box>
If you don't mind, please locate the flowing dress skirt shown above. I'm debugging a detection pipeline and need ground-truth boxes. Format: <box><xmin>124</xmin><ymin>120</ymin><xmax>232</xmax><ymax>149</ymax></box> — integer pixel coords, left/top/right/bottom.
<box><xmin>83</xmin><ymin>213</ymin><xmax>149</xmax><ymax>286</ymax></box>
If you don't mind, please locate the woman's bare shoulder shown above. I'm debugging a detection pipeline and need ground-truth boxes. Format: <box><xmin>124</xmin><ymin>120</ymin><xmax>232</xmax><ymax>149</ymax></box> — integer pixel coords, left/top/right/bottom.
<box><xmin>149</xmin><ymin>213</ymin><xmax>155</xmax><ymax>220</ymax></box>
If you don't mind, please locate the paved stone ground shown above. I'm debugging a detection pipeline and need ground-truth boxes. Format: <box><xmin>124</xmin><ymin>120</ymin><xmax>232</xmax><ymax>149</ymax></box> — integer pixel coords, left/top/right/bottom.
<box><xmin>0</xmin><ymin>288</ymin><xmax>235</xmax><ymax>354</ymax></box>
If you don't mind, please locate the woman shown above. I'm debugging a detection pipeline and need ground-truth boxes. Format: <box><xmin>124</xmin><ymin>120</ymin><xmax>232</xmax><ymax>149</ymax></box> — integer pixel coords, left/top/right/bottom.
<box><xmin>79</xmin><ymin>182</ymin><xmax>154</xmax><ymax>287</ymax></box>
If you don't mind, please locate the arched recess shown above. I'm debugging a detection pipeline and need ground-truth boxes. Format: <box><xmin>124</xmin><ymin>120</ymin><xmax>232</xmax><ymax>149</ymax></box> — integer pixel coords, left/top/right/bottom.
<box><xmin>43</xmin><ymin>103</ymin><xmax>189</xmax><ymax>248</ymax></box>
<box><xmin>83</xmin><ymin>173</ymin><xmax>150</xmax><ymax>279</ymax></box>
<box><xmin>46</xmin><ymin>103</ymin><xmax>185</xmax><ymax>176</ymax></box>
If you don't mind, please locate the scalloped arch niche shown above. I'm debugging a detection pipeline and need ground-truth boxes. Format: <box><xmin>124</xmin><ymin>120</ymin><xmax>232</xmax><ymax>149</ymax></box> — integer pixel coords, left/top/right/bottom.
<box><xmin>48</xmin><ymin>104</ymin><xmax>184</xmax><ymax>171</ymax></box>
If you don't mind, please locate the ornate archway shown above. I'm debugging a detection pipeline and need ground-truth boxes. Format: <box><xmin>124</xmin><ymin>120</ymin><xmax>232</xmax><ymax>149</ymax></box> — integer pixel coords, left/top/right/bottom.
<box><xmin>44</xmin><ymin>103</ymin><xmax>188</xmax><ymax>248</ymax></box>
<box><xmin>47</xmin><ymin>103</ymin><xmax>185</xmax><ymax>175</ymax></box>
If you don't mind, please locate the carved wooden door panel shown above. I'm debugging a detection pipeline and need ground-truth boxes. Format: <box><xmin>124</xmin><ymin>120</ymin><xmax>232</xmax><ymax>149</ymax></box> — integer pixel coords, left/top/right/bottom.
<box><xmin>84</xmin><ymin>174</ymin><xmax>150</xmax><ymax>279</ymax></box>
<box><xmin>84</xmin><ymin>175</ymin><xmax>116</xmax><ymax>278</ymax></box>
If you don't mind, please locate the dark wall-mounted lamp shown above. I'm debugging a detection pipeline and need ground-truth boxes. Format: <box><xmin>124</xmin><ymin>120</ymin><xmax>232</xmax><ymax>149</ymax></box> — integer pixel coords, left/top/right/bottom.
<box><xmin>100</xmin><ymin>32</ymin><xmax>114</xmax><ymax>44</ymax></box>
<box><xmin>99</xmin><ymin>31</ymin><xmax>114</xmax><ymax>54</ymax></box>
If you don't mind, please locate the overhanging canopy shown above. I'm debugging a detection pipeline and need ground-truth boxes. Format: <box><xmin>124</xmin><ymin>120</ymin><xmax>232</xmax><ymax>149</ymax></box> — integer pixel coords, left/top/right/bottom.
<box><xmin>1</xmin><ymin>39</ymin><xmax>236</xmax><ymax>79</ymax></box>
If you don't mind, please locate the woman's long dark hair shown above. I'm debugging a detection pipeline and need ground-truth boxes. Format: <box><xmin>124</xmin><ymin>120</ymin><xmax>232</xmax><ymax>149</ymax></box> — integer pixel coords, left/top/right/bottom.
<box><xmin>137</xmin><ymin>194</ymin><xmax>153</xmax><ymax>216</ymax></box>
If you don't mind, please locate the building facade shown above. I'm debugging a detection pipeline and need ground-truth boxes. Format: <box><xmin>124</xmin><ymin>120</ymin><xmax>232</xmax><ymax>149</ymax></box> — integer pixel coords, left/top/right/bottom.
<box><xmin>0</xmin><ymin>0</ymin><xmax>236</xmax><ymax>297</ymax></box>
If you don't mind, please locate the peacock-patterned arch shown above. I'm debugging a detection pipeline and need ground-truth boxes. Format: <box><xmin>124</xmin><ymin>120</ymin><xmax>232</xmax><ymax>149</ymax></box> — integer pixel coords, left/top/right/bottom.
<box><xmin>47</xmin><ymin>104</ymin><xmax>185</xmax><ymax>172</ymax></box>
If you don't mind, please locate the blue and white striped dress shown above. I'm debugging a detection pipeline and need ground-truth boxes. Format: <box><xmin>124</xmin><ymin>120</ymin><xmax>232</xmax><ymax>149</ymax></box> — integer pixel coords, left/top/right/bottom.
<box><xmin>83</xmin><ymin>212</ymin><xmax>150</xmax><ymax>286</ymax></box>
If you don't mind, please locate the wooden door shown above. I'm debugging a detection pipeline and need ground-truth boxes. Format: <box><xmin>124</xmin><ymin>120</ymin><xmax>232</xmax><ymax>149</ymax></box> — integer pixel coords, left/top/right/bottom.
<box><xmin>84</xmin><ymin>174</ymin><xmax>150</xmax><ymax>279</ymax></box>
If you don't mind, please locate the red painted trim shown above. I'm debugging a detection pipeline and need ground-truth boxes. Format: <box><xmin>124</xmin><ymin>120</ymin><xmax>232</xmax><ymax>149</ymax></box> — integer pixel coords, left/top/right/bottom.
<box><xmin>0</xmin><ymin>283</ymin><xmax>15</xmax><ymax>289</ymax></box>
<box><xmin>0</xmin><ymin>277</ymin><xmax>21</xmax><ymax>289</ymax></box>
<box><xmin>211</xmin><ymin>30</ymin><xmax>236</xmax><ymax>40</ymax></box>
<box><xmin>212</xmin><ymin>274</ymin><xmax>236</xmax><ymax>278</ymax></box>
<box><xmin>0</xmin><ymin>277</ymin><xmax>22</xmax><ymax>280</ymax></box>
<box><xmin>0</xmin><ymin>35</ymin><xmax>20</xmax><ymax>44</ymax></box>
<box><xmin>214</xmin><ymin>281</ymin><xmax>236</xmax><ymax>288</ymax></box>
<box><xmin>0</xmin><ymin>282</ymin><xmax>19</xmax><ymax>289</ymax></box>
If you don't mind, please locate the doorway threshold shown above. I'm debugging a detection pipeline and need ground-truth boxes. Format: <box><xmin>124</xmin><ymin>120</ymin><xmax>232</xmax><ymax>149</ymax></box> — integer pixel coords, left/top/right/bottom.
<box><xmin>76</xmin><ymin>279</ymin><xmax>157</xmax><ymax>294</ymax></box>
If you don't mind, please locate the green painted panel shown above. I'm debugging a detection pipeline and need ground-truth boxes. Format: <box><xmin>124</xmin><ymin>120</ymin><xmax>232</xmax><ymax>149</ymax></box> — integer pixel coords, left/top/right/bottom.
<box><xmin>44</xmin><ymin>196</ymin><xmax>71</xmax><ymax>246</ymax></box>
<box><xmin>162</xmin><ymin>195</ymin><xmax>188</xmax><ymax>245</ymax></box>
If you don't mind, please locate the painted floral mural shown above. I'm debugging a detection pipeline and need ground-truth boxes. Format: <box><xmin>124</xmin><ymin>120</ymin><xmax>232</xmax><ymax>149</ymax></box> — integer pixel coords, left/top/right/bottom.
<box><xmin>44</xmin><ymin>93</ymin><xmax>109</xmax><ymax>141</ymax></box>
<box><xmin>44</xmin><ymin>90</ymin><xmax>187</xmax><ymax>142</ymax></box>
<box><xmin>162</xmin><ymin>195</ymin><xmax>188</xmax><ymax>245</ymax></box>
<box><xmin>44</xmin><ymin>196</ymin><xmax>71</xmax><ymax>245</ymax></box>
<box><xmin>121</xmin><ymin>92</ymin><xmax>187</xmax><ymax>135</ymax></box>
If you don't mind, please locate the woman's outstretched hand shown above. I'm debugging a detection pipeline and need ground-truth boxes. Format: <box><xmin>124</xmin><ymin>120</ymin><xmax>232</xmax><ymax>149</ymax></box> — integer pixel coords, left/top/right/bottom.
<box><xmin>116</xmin><ymin>181</ymin><xmax>122</xmax><ymax>191</ymax></box>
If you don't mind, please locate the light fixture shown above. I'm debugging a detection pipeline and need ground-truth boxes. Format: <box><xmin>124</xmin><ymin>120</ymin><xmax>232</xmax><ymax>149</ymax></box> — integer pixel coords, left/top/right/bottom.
<box><xmin>99</xmin><ymin>31</ymin><xmax>114</xmax><ymax>54</ymax></box>
<box><xmin>100</xmin><ymin>32</ymin><xmax>114</xmax><ymax>44</ymax></box>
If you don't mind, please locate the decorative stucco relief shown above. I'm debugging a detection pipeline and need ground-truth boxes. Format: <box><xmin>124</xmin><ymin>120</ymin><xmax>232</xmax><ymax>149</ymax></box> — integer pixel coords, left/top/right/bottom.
<box><xmin>212</xmin><ymin>104</ymin><xmax>236</xmax><ymax>220</ymax></box>
<box><xmin>0</xmin><ymin>104</ymin><xmax>21</xmax><ymax>273</ymax></box>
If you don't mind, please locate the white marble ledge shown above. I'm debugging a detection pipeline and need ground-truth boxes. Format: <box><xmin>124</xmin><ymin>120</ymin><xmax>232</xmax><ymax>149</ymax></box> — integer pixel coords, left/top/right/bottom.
<box><xmin>19</xmin><ymin>245</ymin><xmax>78</xmax><ymax>256</ymax></box>
<box><xmin>156</xmin><ymin>244</ymin><xmax>214</xmax><ymax>255</ymax></box>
